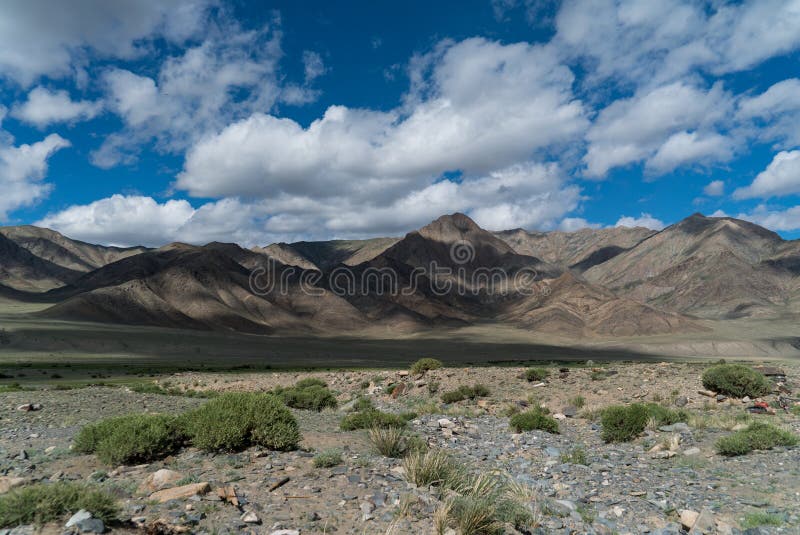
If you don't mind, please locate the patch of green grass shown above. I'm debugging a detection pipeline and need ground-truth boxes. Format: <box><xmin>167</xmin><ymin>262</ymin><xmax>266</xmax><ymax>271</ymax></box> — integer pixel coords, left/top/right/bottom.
<box><xmin>715</xmin><ymin>422</ymin><xmax>798</xmax><ymax>456</ymax></box>
<box><xmin>789</xmin><ymin>404</ymin><xmax>800</xmax><ymax>416</ymax></box>
<box><xmin>701</xmin><ymin>364</ymin><xmax>772</xmax><ymax>398</ymax></box>
<box><xmin>560</xmin><ymin>446</ymin><xmax>588</xmax><ymax>465</ymax></box>
<box><xmin>182</xmin><ymin>392</ymin><xmax>300</xmax><ymax>452</ymax></box>
<box><xmin>440</xmin><ymin>384</ymin><xmax>490</xmax><ymax>404</ymax></box>
<box><xmin>128</xmin><ymin>381</ymin><xmax>216</xmax><ymax>398</ymax></box>
<box><xmin>410</xmin><ymin>358</ymin><xmax>443</xmax><ymax>375</ymax></box>
<box><xmin>74</xmin><ymin>414</ymin><xmax>185</xmax><ymax>465</ymax></box>
<box><xmin>273</xmin><ymin>380</ymin><xmax>337</xmax><ymax>411</ymax></box>
<box><xmin>0</xmin><ymin>382</ymin><xmax>28</xmax><ymax>393</ymax></box>
<box><xmin>312</xmin><ymin>449</ymin><xmax>343</xmax><ymax>468</ymax></box>
<box><xmin>741</xmin><ymin>512</ymin><xmax>784</xmax><ymax>529</ymax></box>
<box><xmin>569</xmin><ymin>395</ymin><xmax>586</xmax><ymax>409</ymax></box>
<box><xmin>340</xmin><ymin>409</ymin><xmax>409</xmax><ymax>430</ymax></box>
<box><xmin>524</xmin><ymin>368</ymin><xmax>549</xmax><ymax>382</ymax></box>
<box><xmin>368</xmin><ymin>426</ymin><xmax>407</xmax><ymax>457</ymax></box>
<box><xmin>509</xmin><ymin>407</ymin><xmax>559</xmax><ymax>434</ymax></box>
<box><xmin>590</xmin><ymin>370</ymin><xmax>607</xmax><ymax>381</ymax></box>
<box><xmin>0</xmin><ymin>482</ymin><xmax>118</xmax><ymax>527</ymax></box>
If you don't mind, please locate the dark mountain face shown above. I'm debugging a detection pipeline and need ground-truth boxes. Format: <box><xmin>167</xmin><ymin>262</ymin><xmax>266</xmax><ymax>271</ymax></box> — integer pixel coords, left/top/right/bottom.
<box><xmin>3</xmin><ymin>212</ymin><xmax>799</xmax><ymax>335</ymax></box>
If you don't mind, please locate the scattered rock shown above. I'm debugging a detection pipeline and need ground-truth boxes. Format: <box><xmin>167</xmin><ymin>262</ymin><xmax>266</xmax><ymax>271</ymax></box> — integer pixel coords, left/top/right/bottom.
<box><xmin>0</xmin><ymin>477</ymin><xmax>26</xmax><ymax>494</ymax></box>
<box><xmin>241</xmin><ymin>511</ymin><xmax>260</xmax><ymax>524</ymax></box>
<box><xmin>674</xmin><ymin>396</ymin><xmax>688</xmax><ymax>407</ymax></box>
<box><xmin>66</xmin><ymin>510</ymin><xmax>93</xmax><ymax>528</ymax></box>
<box><xmin>139</xmin><ymin>469</ymin><xmax>184</xmax><ymax>493</ymax></box>
<box><xmin>680</xmin><ymin>510</ymin><xmax>699</xmax><ymax>530</ymax></box>
<box><xmin>77</xmin><ymin>518</ymin><xmax>105</xmax><ymax>533</ymax></box>
<box><xmin>149</xmin><ymin>482</ymin><xmax>211</xmax><ymax>503</ymax></box>
<box><xmin>682</xmin><ymin>447</ymin><xmax>701</xmax><ymax>456</ymax></box>
<box><xmin>437</xmin><ymin>418</ymin><xmax>455</xmax><ymax>429</ymax></box>
<box><xmin>15</xmin><ymin>403</ymin><xmax>41</xmax><ymax>412</ymax></box>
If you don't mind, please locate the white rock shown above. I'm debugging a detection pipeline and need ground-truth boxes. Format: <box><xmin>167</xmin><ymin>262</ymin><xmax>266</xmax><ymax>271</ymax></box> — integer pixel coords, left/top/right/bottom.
<box><xmin>270</xmin><ymin>531</ymin><xmax>300</xmax><ymax>535</ymax></box>
<box><xmin>553</xmin><ymin>413</ymin><xmax>567</xmax><ymax>420</ymax></box>
<box><xmin>437</xmin><ymin>418</ymin><xmax>455</xmax><ymax>428</ymax></box>
<box><xmin>680</xmin><ymin>509</ymin><xmax>700</xmax><ymax>529</ymax></box>
<box><xmin>65</xmin><ymin>509</ymin><xmax>92</xmax><ymax>528</ymax></box>
<box><xmin>241</xmin><ymin>511</ymin><xmax>260</xmax><ymax>524</ymax></box>
<box><xmin>683</xmin><ymin>447</ymin><xmax>701</xmax><ymax>456</ymax></box>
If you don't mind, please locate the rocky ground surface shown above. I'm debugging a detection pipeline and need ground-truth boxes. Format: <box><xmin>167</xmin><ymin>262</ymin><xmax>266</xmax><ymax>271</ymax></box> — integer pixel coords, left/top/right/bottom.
<box><xmin>1</xmin><ymin>361</ymin><xmax>799</xmax><ymax>534</ymax></box>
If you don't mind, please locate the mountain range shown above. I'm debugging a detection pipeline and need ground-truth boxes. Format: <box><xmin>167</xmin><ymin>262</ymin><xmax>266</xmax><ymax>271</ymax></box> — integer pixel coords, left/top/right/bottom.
<box><xmin>1</xmin><ymin>212</ymin><xmax>798</xmax><ymax>339</ymax></box>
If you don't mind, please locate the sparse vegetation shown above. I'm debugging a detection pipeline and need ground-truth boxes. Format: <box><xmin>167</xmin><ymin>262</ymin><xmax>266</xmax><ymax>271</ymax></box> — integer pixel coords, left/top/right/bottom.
<box><xmin>590</xmin><ymin>370</ymin><xmax>608</xmax><ymax>381</ymax></box>
<box><xmin>74</xmin><ymin>413</ymin><xmax>185</xmax><ymax>465</ymax></box>
<box><xmin>273</xmin><ymin>379</ymin><xmax>338</xmax><ymax>411</ymax></box>
<box><xmin>701</xmin><ymin>364</ymin><xmax>772</xmax><ymax>398</ymax></box>
<box><xmin>410</xmin><ymin>358</ymin><xmax>443</xmax><ymax>375</ymax></box>
<box><xmin>0</xmin><ymin>382</ymin><xmax>27</xmax><ymax>393</ymax></box>
<box><xmin>440</xmin><ymin>384</ymin><xmax>490</xmax><ymax>403</ymax></box>
<box><xmin>509</xmin><ymin>407</ymin><xmax>559</xmax><ymax>434</ymax></box>
<box><xmin>183</xmin><ymin>392</ymin><xmax>300</xmax><ymax>452</ymax></box>
<box><xmin>741</xmin><ymin>511</ymin><xmax>784</xmax><ymax>529</ymax></box>
<box><xmin>402</xmin><ymin>449</ymin><xmax>462</xmax><ymax>488</ymax></box>
<box><xmin>715</xmin><ymin>422</ymin><xmax>798</xmax><ymax>456</ymax></box>
<box><xmin>0</xmin><ymin>482</ymin><xmax>118</xmax><ymax>527</ymax></box>
<box><xmin>340</xmin><ymin>408</ymin><xmax>409</xmax><ymax>430</ymax></box>
<box><xmin>569</xmin><ymin>395</ymin><xmax>586</xmax><ymax>409</ymax></box>
<box><xmin>524</xmin><ymin>367</ymin><xmax>549</xmax><ymax>382</ymax></box>
<box><xmin>312</xmin><ymin>448</ymin><xmax>343</xmax><ymax>468</ymax></box>
<box><xmin>560</xmin><ymin>446</ymin><xmax>588</xmax><ymax>465</ymax></box>
<box><xmin>368</xmin><ymin>426</ymin><xmax>407</xmax><ymax>457</ymax></box>
<box><xmin>600</xmin><ymin>403</ymin><xmax>688</xmax><ymax>443</ymax></box>
<box><xmin>128</xmin><ymin>382</ymin><xmax>215</xmax><ymax>398</ymax></box>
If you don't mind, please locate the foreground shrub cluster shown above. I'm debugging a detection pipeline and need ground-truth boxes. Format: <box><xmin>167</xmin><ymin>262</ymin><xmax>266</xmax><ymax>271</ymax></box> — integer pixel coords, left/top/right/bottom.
<box><xmin>600</xmin><ymin>403</ymin><xmax>689</xmax><ymax>442</ymax></box>
<box><xmin>410</xmin><ymin>358</ymin><xmax>443</xmax><ymax>375</ymax></box>
<box><xmin>0</xmin><ymin>482</ymin><xmax>118</xmax><ymax>527</ymax></box>
<box><xmin>524</xmin><ymin>367</ymin><xmax>549</xmax><ymax>382</ymax></box>
<box><xmin>76</xmin><ymin>392</ymin><xmax>301</xmax><ymax>464</ymax></box>
<box><xmin>509</xmin><ymin>406</ymin><xmax>559</xmax><ymax>434</ymax></box>
<box><xmin>74</xmin><ymin>414</ymin><xmax>185</xmax><ymax>465</ymax></box>
<box><xmin>701</xmin><ymin>364</ymin><xmax>772</xmax><ymax>398</ymax></box>
<box><xmin>273</xmin><ymin>378</ymin><xmax>338</xmax><ymax>411</ymax></box>
<box><xmin>715</xmin><ymin>422</ymin><xmax>798</xmax><ymax>456</ymax></box>
<box><xmin>440</xmin><ymin>384</ymin><xmax>490</xmax><ymax>403</ymax></box>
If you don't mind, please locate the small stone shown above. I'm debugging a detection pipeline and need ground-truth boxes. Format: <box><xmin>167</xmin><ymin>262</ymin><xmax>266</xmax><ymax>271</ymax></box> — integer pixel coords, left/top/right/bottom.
<box><xmin>553</xmin><ymin>413</ymin><xmax>567</xmax><ymax>420</ymax></box>
<box><xmin>270</xmin><ymin>531</ymin><xmax>300</xmax><ymax>535</ymax></box>
<box><xmin>44</xmin><ymin>446</ymin><xmax>56</xmax><ymax>454</ymax></box>
<box><xmin>659</xmin><ymin>422</ymin><xmax>690</xmax><ymax>432</ymax></box>
<box><xmin>688</xmin><ymin>508</ymin><xmax>715</xmax><ymax>534</ymax></box>
<box><xmin>679</xmin><ymin>510</ymin><xmax>699</xmax><ymax>530</ymax></box>
<box><xmin>562</xmin><ymin>406</ymin><xmax>577</xmax><ymax>417</ymax></box>
<box><xmin>683</xmin><ymin>447</ymin><xmax>701</xmax><ymax>456</ymax></box>
<box><xmin>65</xmin><ymin>509</ymin><xmax>93</xmax><ymax>528</ymax></box>
<box><xmin>437</xmin><ymin>418</ymin><xmax>455</xmax><ymax>428</ymax></box>
<box><xmin>715</xmin><ymin>394</ymin><xmax>727</xmax><ymax>402</ymax></box>
<box><xmin>241</xmin><ymin>511</ymin><xmax>261</xmax><ymax>524</ymax></box>
<box><xmin>77</xmin><ymin>518</ymin><xmax>105</xmax><ymax>533</ymax></box>
<box><xmin>674</xmin><ymin>396</ymin><xmax>688</xmax><ymax>407</ymax></box>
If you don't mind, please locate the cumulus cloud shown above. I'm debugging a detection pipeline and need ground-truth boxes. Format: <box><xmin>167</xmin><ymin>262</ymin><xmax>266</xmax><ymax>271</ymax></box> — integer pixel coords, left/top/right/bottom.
<box><xmin>703</xmin><ymin>180</ymin><xmax>725</xmax><ymax>196</ymax></box>
<box><xmin>614</xmin><ymin>213</ymin><xmax>665</xmax><ymax>230</ymax></box>
<box><xmin>12</xmin><ymin>87</ymin><xmax>102</xmax><ymax>127</ymax></box>
<box><xmin>737</xmin><ymin>78</ymin><xmax>800</xmax><ymax>148</ymax></box>
<box><xmin>302</xmin><ymin>51</ymin><xmax>326</xmax><ymax>82</ymax></box>
<box><xmin>0</xmin><ymin>0</ymin><xmax>212</xmax><ymax>86</ymax></box>
<box><xmin>584</xmin><ymin>82</ymin><xmax>733</xmax><ymax>177</ymax></box>
<box><xmin>178</xmin><ymin>38</ymin><xmax>587</xmax><ymax>203</ymax></box>
<box><xmin>0</xmin><ymin>133</ymin><xmax>70</xmax><ymax>220</ymax></box>
<box><xmin>736</xmin><ymin>204</ymin><xmax>800</xmax><ymax>231</ymax></box>
<box><xmin>734</xmin><ymin>150</ymin><xmax>800</xmax><ymax>199</ymax></box>
<box><xmin>555</xmin><ymin>0</ymin><xmax>800</xmax><ymax>88</ymax></box>
<box><xmin>94</xmin><ymin>18</ymin><xmax>284</xmax><ymax>167</ymax></box>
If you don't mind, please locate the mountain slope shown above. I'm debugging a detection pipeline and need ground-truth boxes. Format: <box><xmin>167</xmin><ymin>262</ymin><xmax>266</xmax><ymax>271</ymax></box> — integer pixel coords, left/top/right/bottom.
<box><xmin>255</xmin><ymin>237</ymin><xmax>399</xmax><ymax>271</ymax></box>
<box><xmin>0</xmin><ymin>225</ymin><xmax>148</xmax><ymax>272</ymax></box>
<box><xmin>494</xmin><ymin>226</ymin><xmax>655</xmax><ymax>272</ymax></box>
<box><xmin>0</xmin><ymin>233</ymin><xmax>83</xmax><ymax>292</ymax></box>
<box><xmin>584</xmin><ymin>213</ymin><xmax>795</xmax><ymax>318</ymax></box>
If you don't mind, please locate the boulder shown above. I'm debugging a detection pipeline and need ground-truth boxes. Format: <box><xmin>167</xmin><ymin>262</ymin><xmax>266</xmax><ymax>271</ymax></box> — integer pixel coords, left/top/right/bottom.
<box><xmin>138</xmin><ymin>469</ymin><xmax>184</xmax><ymax>493</ymax></box>
<box><xmin>149</xmin><ymin>482</ymin><xmax>210</xmax><ymax>503</ymax></box>
<box><xmin>0</xmin><ymin>477</ymin><xmax>26</xmax><ymax>494</ymax></box>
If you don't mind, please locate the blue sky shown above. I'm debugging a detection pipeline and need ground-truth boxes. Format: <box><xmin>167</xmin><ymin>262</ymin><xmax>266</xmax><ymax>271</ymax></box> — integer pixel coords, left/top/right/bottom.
<box><xmin>1</xmin><ymin>0</ymin><xmax>800</xmax><ymax>246</ymax></box>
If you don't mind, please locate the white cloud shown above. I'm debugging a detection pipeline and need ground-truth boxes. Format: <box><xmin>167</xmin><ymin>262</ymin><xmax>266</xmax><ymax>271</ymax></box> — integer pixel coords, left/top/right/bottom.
<box><xmin>12</xmin><ymin>87</ymin><xmax>102</xmax><ymax>127</ymax></box>
<box><xmin>703</xmin><ymin>180</ymin><xmax>725</xmax><ymax>196</ymax></box>
<box><xmin>302</xmin><ymin>51</ymin><xmax>326</xmax><ymax>83</ymax></box>
<box><xmin>736</xmin><ymin>204</ymin><xmax>800</xmax><ymax>231</ymax></box>
<box><xmin>558</xmin><ymin>217</ymin><xmax>601</xmax><ymax>232</ymax></box>
<box><xmin>737</xmin><ymin>78</ymin><xmax>800</xmax><ymax>148</ymax></box>
<box><xmin>584</xmin><ymin>82</ymin><xmax>733</xmax><ymax>177</ymax></box>
<box><xmin>0</xmin><ymin>0</ymin><xmax>212</xmax><ymax>86</ymax></box>
<box><xmin>178</xmin><ymin>38</ymin><xmax>587</xmax><ymax>205</ymax></box>
<box><xmin>555</xmin><ymin>0</ymin><xmax>800</xmax><ymax>88</ymax></box>
<box><xmin>614</xmin><ymin>213</ymin><xmax>665</xmax><ymax>230</ymax></box>
<box><xmin>734</xmin><ymin>150</ymin><xmax>800</xmax><ymax>199</ymax></box>
<box><xmin>0</xmin><ymin>133</ymin><xmax>70</xmax><ymax>220</ymax></box>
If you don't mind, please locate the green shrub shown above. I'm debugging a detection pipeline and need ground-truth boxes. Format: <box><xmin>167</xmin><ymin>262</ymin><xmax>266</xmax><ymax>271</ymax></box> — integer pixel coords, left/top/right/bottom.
<box><xmin>294</xmin><ymin>377</ymin><xmax>327</xmax><ymax>388</ymax></box>
<box><xmin>569</xmin><ymin>395</ymin><xmax>586</xmax><ymax>409</ymax></box>
<box><xmin>742</xmin><ymin>512</ymin><xmax>784</xmax><ymax>529</ymax></box>
<box><xmin>701</xmin><ymin>364</ymin><xmax>772</xmax><ymax>398</ymax></box>
<box><xmin>441</xmin><ymin>384</ymin><xmax>490</xmax><ymax>403</ymax></box>
<box><xmin>402</xmin><ymin>449</ymin><xmax>461</xmax><ymax>487</ymax></box>
<box><xmin>275</xmin><ymin>382</ymin><xmax>337</xmax><ymax>411</ymax></box>
<box><xmin>560</xmin><ymin>446</ymin><xmax>588</xmax><ymax>465</ymax></box>
<box><xmin>340</xmin><ymin>409</ymin><xmax>407</xmax><ymax>430</ymax></box>
<box><xmin>600</xmin><ymin>404</ymin><xmax>649</xmax><ymax>442</ymax></box>
<box><xmin>183</xmin><ymin>392</ymin><xmax>300</xmax><ymax>452</ymax></box>
<box><xmin>509</xmin><ymin>407</ymin><xmax>559</xmax><ymax>434</ymax></box>
<box><xmin>74</xmin><ymin>414</ymin><xmax>185</xmax><ymax>465</ymax></box>
<box><xmin>715</xmin><ymin>422</ymin><xmax>798</xmax><ymax>456</ymax></box>
<box><xmin>312</xmin><ymin>449</ymin><xmax>342</xmax><ymax>468</ymax></box>
<box><xmin>524</xmin><ymin>368</ymin><xmax>549</xmax><ymax>382</ymax></box>
<box><xmin>0</xmin><ymin>482</ymin><xmax>118</xmax><ymax>527</ymax></box>
<box><xmin>410</xmin><ymin>358</ymin><xmax>443</xmax><ymax>375</ymax></box>
<box><xmin>590</xmin><ymin>371</ymin><xmax>607</xmax><ymax>381</ymax></box>
<box><xmin>351</xmin><ymin>396</ymin><xmax>374</xmax><ymax>412</ymax></box>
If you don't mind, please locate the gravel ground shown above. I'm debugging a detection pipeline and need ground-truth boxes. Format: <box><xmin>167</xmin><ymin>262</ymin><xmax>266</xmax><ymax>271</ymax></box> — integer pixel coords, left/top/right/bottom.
<box><xmin>1</xmin><ymin>361</ymin><xmax>799</xmax><ymax>534</ymax></box>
